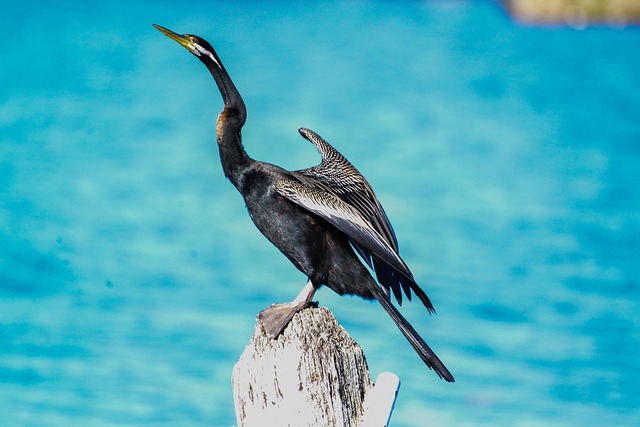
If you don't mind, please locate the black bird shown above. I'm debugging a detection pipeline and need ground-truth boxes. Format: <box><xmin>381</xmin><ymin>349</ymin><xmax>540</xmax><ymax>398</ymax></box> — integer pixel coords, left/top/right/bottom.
<box><xmin>153</xmin><ymin>24</ymin><xmax>454</xmax><ymax>382</ymax></box>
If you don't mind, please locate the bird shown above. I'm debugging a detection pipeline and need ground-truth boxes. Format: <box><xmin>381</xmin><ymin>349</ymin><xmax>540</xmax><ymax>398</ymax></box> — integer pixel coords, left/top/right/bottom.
<box><xmin>153</xmin><ymin>24</ymin><xmax>454</xmax><ymax>382</ymax></box>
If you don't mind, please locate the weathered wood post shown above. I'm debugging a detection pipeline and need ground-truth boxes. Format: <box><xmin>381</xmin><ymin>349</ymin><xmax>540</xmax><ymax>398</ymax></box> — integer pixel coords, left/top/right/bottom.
<box><xmin>232</xmin><ymin>306</ymin><xmax>399</xmax><ymax>427</ymax></box>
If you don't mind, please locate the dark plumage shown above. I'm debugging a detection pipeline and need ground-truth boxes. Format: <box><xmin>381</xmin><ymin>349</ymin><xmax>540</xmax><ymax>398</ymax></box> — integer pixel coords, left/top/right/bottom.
<box><xmin>154</xmin><ymin>24</ymin><xmax>454</xmax><ymax>382</ymax></box>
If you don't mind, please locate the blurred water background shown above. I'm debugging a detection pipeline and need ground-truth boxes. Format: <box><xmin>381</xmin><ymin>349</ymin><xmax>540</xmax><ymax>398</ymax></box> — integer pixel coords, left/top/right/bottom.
<box><xmin>2</xmin><ymin>1</ymin><xmax>639</xmax><ymax>426</ymax></box>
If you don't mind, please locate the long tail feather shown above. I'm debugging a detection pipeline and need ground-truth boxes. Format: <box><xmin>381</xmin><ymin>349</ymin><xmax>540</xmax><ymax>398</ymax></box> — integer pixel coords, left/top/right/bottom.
<box><xmin>368</xmin><ymin>282</ymin><xmax>454</xmax><ymax>382</ymax></box>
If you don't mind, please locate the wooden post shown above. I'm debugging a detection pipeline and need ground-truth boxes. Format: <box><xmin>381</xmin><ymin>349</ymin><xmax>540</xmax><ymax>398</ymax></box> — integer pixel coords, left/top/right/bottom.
<box><xmin>232</xmin><ymin>306</ymin><xmax>399</xmax><ymax>427</ymax></box>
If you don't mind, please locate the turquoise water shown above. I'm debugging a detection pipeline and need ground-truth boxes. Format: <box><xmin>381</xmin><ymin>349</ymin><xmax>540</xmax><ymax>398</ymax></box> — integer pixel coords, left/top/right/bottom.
<box><xmin>2</xmin><ymin>1</ymin><xmax>639</xmax><ymax>426</ymax></box>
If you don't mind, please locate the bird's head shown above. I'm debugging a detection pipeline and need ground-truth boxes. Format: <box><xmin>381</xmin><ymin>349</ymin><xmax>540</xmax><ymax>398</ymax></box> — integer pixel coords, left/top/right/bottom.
<box><xmin>153</xmin><ymin>24</ymin><xmax>223</xmax><ymax>70</ymax></box>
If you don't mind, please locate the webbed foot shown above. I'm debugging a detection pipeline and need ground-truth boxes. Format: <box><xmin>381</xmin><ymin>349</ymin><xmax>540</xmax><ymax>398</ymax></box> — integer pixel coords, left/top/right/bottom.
<box><xmin>258</xmin><ymin>300</ymin><xmax>318</xmax><ymax>338</ymax></box>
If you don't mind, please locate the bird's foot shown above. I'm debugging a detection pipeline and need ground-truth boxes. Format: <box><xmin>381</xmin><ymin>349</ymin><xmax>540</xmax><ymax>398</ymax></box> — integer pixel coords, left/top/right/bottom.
<box><xmin>258</xmin><ymin>300</ymin><xmax>319</xmax><ymax>338</ymax></box>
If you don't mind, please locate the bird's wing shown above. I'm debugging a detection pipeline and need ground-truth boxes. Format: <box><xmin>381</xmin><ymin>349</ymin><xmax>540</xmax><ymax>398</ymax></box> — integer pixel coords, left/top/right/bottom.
<box><xmin>296</xmin><ymin>128</ymin><xmax>399</xmax><ymax>252</ymax></box>
<box><xmin>274</xmin><ymin>177</ymin><xmax>411</xmax><ymax>279</ymax></box>
<box><xmin>283</xmin><ymin>128</ymin><xmax>435</xmax><ymax>312</ymax></box>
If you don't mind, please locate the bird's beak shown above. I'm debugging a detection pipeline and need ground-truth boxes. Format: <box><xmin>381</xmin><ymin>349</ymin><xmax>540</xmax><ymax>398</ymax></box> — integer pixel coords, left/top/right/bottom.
<box><xmin>153</xmin><ymin>24</ymin><xmax>192</xmax><ymax>51</ymax></box>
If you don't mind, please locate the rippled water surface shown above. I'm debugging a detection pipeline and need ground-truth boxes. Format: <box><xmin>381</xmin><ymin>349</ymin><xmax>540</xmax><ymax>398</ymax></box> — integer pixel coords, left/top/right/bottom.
<box><xmin>2</xmin><ymin>1</ymin><xmax>639</xmax><ymax>426</ymax></box>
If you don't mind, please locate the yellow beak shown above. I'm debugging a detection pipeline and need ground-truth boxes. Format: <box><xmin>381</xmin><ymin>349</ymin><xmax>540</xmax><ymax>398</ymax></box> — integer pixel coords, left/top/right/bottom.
<box><xmin>153</xmin><ymin>24</ymin><xmax>192</xmax><ymax>51</ymax></box>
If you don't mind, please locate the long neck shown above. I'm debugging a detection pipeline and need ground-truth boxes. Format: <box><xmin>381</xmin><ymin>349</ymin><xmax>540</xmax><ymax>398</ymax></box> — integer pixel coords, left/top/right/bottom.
<box><xmin>216</xmin><ymin>105</ymin><xmax>251</xmax><ymax>190</ymax></box>
<box><xmin>202</xmin><ymin>52</ymin><xmax>253</xmax><ymax>190</ymax></box>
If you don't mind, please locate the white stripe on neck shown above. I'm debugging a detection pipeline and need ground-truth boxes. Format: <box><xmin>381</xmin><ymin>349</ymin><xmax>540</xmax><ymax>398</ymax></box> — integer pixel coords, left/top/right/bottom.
<box><xmin>191</xmin><ymin>43</ymin><xmax>221</xmax><ymax>68</ymax></box>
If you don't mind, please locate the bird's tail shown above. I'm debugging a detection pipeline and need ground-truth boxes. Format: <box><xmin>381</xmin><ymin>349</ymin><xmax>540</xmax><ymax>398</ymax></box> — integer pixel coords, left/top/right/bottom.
<box><xmin>368</xmin><ymin>283</ymin><xmax>455</xmax><ymax>382</ymax></box>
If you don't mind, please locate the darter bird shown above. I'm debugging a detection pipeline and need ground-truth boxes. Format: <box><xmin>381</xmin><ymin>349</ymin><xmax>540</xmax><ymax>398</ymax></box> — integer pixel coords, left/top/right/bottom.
<box><xmin>153</xmin><ymin>24</ymin><xmax>454</xmax><ymax>382</ymax></box>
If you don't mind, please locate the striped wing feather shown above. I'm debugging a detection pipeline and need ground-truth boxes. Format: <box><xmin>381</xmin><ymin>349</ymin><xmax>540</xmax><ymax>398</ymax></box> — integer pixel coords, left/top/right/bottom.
<box><xmin>278</xmin><ymin>128</ymin><xmax>434</xmax><ymax>312</ymax></box>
